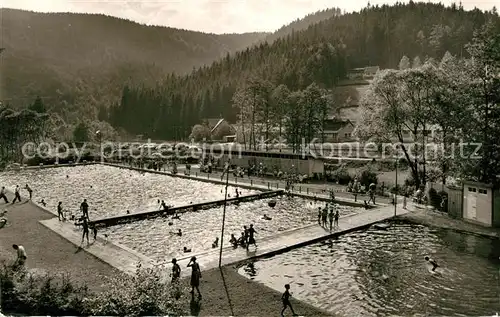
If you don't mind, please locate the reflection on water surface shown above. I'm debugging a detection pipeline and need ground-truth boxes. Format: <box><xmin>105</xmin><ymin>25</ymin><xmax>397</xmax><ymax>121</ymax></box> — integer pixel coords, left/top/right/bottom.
<box><xmin>239</xmin><ymin>221</ymin><xmax>500</xmax><ymax>316</ymax></box>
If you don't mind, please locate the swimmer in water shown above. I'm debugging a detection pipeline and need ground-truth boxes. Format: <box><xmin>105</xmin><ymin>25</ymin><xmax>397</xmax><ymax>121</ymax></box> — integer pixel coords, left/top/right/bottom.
<box><xmin>177</xmin><ymin>229</ymin><xmax>182</xmax><ymax>236</ymax></box>
<box><xmin>262</xmin><ymin>214</ymin><xmax>272</xmax><ymax>220</ymax></box>
<box><xmin>212</xmin><ymin>237</ymin><xmax>219</xmax><ymax>248</ymax></box>
<box><xmin>425</xmin><ymin>256</ymin><xmax>439</xmax><ymax>271</ymax></box>
<box><xmin>183</xmin><ymin>247</ymin><xmax>191</xmax><ymax>253</ymax></box>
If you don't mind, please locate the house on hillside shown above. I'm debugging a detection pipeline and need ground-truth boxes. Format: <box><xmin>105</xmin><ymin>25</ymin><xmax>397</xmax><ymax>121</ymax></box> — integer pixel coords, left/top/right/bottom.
<box><xmin>363</xmin><ymin>66</ymin><xmax>379</xmax><ymax>79</ymax></box>
<box><xmin>400</xmin><ymin>124</ymin><xmax>443</xmax><ymax>143</ymax></box>
<box><xmin>322</xmin><ymin>118</ymin><xmax>355</xmax><ymax>142</ymax></box>
<box><xmin>347</xmin><ymin>68</ymin><xmax>365</xmax><ymax>80</ymax></box>
<box><xmin>233</xmin><ymin>123</ymin><xmax>283</xmax><ymax>146</ymax></box>
<box><xmin>201</xmin><ymin>118</ymin><xmax>236</xmax><ymax>141</ymax></box>
<box><xmin>346</xmin><ymin>66</ymin><xmax>380</xmax><ymax>80</ymax></box>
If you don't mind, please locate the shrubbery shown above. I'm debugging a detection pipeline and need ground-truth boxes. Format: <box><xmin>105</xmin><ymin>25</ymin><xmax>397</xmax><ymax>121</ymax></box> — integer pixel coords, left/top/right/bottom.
<box><xmin>356</xmin><ymin>167</ymin><xmax>378</xmax><ymax>188</ymax></box>
<box><xmin>0</xmin><ymin>262</ymin><xmax>188</xmax><ymax>316</ymax></box>
<box><xmin>329</xmin><ymin>165</ymin><xmax>352</xmax><ymax>185</ymax></box>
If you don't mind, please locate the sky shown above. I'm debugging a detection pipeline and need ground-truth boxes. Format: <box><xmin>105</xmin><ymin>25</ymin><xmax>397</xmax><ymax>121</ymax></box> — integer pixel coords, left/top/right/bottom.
<box><xmin>1</xmin><ymin>0</ymin><xmax>497</xmax><ymax>34</ymax></box>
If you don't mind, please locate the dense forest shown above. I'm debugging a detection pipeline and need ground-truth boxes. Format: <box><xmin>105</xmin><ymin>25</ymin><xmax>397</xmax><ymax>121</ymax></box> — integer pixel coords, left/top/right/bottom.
<box><xmin>263</xmin><ymin>8</ymin><xmax>343</xmax><ymax>43</ymax></box>
<box><xmin>107</xmin><ymin>2</ymin><xmax>499</xmax><ymax>140</ymax></box>
<box><xmin>0</xmin><ymin>8</ymin><xmax>267</xmax><ymax>128</ymax></box>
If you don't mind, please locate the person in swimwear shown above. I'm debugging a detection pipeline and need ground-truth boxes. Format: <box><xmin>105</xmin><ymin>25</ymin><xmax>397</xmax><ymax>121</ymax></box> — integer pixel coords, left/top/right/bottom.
<box><xmin>229</xmin><ymin>234</ymin><xmax>238</xmax><ymax>248</ymax></box>
<box><xmin>425</xmin><ymin>256</ymin><xmax>439</xmax><ymax>271</ymax></box>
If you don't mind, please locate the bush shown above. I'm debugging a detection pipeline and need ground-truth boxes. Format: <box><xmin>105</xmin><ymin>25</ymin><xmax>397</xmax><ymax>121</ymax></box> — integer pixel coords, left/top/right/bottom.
<box><xmin>330</xmin><ymin>165</ymin><xmax>352</xmax><ymax>185</ymax></box>
<box><xmin>0</xmin><ymin>262</ymin><xmax>188</xmax><ymax>316</ymax></box>
<box><xmin>356</xmin><ymin>167</ymin><xmax>378</xmax><ymax>188</ymax></box>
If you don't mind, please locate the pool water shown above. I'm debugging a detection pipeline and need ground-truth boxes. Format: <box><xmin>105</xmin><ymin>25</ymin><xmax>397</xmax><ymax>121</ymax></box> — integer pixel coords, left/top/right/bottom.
<box><xmin>101</xmin><ymin>196</ymin><xmax>361</xmax><ymax>261</ymax></box>
<box><xmin>0</xmin><ymin>165</ymin><xmax>258</xmax><ymax>219</ymax></box>
<box><xmin>238</xmin><ymin>221</ymin><xmax>500</xmax><ymax>316</ymax></box>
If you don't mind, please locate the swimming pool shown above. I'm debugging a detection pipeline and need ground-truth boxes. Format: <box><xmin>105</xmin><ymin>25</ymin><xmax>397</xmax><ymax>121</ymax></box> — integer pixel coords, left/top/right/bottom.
<box><xmin>101</xmin><ymin>196</ymin><xmax>362</xmax><ymax>261</ymax></box>
<box><xmin>238</xmin><ymin>220</ymin><xmax>500</xmax><ymax>316</ymax></box>
<box><xmin>0</xmin><ymin>165</ymin><xmax>258</xmax><ymax>219</ymax></box>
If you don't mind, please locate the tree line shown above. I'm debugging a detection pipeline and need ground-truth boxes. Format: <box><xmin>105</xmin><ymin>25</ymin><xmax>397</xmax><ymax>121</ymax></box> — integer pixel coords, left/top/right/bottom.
<box><xmin>105</xmin><ymin>2</ymin><xmax>498</xmax><ymax>140</ymax></box>
<box><xmin>0</xmin><ymin>97</ymin><xmax>49</xmax><ymax>165</ymax></box>
<box><xmin>356</xmin><ymin>21</ymin><xmax>500</xmax><ymax>187</ymax></box>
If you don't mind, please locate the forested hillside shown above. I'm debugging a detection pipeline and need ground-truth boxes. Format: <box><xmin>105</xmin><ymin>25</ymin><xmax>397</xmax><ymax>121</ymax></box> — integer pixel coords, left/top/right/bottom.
<box><xmin>264</xmin><ymin>8</ymin><xmax>342</xmax><ymax>43</ymax></box>
<box><xmin>0</xmin><ymin>9</ymin><xmax>266</xmax><ymax>123</ymax></box>
<box><xmin>108</xmin><ymin>2</ymin><xmax>499</xmax><ymax>140</ymax></box>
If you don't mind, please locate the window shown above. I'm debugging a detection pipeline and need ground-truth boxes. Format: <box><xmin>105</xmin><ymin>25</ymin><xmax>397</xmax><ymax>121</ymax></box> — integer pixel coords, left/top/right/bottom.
<box><xmin>478</xmin><ymin>189</ymin><xmax>487</xmax><ymax>195</ymax></box>
<box><xmin>345</xmin><ymin>133</ymin><xmax>351</xmax><ymax>138</ymax></box>
<box><xmin>468</xmin><ymin>187</ymin><xmax>477</xmax><ymax>192</ymax></box>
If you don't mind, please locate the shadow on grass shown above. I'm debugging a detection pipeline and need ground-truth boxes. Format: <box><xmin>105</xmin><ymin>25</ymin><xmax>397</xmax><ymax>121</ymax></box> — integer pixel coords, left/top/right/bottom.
<box><xmin>219</xmin><ymin>267</ymin><xmax>235</xmax><ymax>316</ymax></box>
<box><xmin>190</xmin><ymin>296</ymin><xmax>201</xmax><ymax>316</ymax></box>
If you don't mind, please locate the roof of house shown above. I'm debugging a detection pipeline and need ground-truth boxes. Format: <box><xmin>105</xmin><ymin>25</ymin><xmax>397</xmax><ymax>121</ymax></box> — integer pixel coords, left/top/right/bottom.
<box><xmin>364</xmin><ymin>66</ymin><xmax>380</xmax><ymax>74</ymax></box>
<box><xmin>203</xmin><ymin>118</ymin><xmax>228</xmax><ymax>133</ymax></box>
<box><xmin>323</xmin><ymin>118</ymin><xmax>354</xmax><ymax>133</ymax></box>
<box><xmin>211</xmin><ymin>119</ymin><xmax>225</xmax><ymax>133</ymax></box>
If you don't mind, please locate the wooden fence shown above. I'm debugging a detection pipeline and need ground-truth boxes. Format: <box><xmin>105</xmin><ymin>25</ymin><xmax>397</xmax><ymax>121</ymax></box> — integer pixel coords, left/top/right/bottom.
<box><xmin>427</xmin><ymin>182</ymin><xmax>463</xmax><ymax>219</ymax></box>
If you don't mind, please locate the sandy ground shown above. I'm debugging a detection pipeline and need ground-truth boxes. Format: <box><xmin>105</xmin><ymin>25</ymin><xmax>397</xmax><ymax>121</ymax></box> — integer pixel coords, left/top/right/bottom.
<box><xmin>179</xmin><ymin>266</ymin><xmax>333</xmax><ymax>316</ymax></box>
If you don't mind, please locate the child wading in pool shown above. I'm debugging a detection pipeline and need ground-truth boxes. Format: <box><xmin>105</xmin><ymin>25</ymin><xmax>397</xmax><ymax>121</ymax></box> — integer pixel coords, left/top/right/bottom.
<box><xmin>281</xmin><ymin>284</ymin><xmax>298</xmax><ymax>316</ymax></box>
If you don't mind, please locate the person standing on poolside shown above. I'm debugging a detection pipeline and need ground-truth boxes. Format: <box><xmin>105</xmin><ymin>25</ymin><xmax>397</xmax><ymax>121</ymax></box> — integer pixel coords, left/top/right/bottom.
<box><xmin>317</xmin><ymin>207</ymin><xmax>321</xmax><ymax>225</ymax></box>
<box><xmin>80</xmin><ymin>199</ymin><xmax>89</xmax><ymax>219</ymax></box>
<box><xmin>0</xmin><ymin>186</ymin><xmax>9</xmax><ymax>203</ymax></box>
<box><xmin>187</xmin><ymin>256</ymin><xmax>202</xmax><ymax>298</ymax></box>
<box><xmin>12</xmin><ymin>185</ymin><xmax>21</xmax><ymax>204</ymax></box>
<box><xmin>81</xmin><ymin>217</ymin><xmax>90</xmax><ymax>246</ymax></box>
<box><xmin>322</xmin><ymin>207</ymin><xmax>328</xmax><ymax>227</ymax></box>
<box><xmin>334</xmin><ymin>208</ymin><xmax>339</xmax><ymax>228</ymax></box>
<box><xmin>243</xmin><ymin>225</ymin><xmax>249</xmax><ymax>245</ymax></box>
<box><xmin>328</xmin><ymin>208</ymin><xmax>334</xmax><ymax>231</ymax></box>
<box><xmin>247</xmin><ymin>224</ymin><xmax>257</xmax><ymax>250</ymax></box>
<box><xmin>57</xmin><ymin>202</ymin><xmax>65</xmax><ymax>221</ymax></box>
<box><xmin>13</xmin><ymin>244</ymin><xmax>27</xmax><ymax>268</ymax></box>
<box><xmin>171</xmin><ymin>258</ymin><xmax>181</xmax><ymax>283</ymax></box>
<box><xmin>25</xmin><ymin>184</ymin><xmax>33</xmax><ymax>200</ymax></box>
<box><xmin>281</xmin><ymin>284</ymin><xmax>298</xmax><ymax>316</ymax></box>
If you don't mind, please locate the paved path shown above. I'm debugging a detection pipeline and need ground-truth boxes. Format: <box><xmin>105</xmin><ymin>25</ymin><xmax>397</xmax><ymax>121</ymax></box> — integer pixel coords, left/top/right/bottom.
<box><xmin>398</xmin><ymin>204</ymin><xmax>500</xmax><ymax>238</ymax></box>
<box><xmin>39</xmin><ymin>197</ymin><xmax>404</xmax><ymax>279</ymax></box>
<box><xmin>105</xmin><ymin>162</ymin><xmax>383</xmax><ymax>207</ymax></box>
<box><xmin>39</xmin><ymin>218</ymin><xmax>153</xmax><ymax>275</ymax></box>
<box><xmin>171</xmin><ymin>203</ymin><xmax>410</xmax><ymax>278</ymax></box>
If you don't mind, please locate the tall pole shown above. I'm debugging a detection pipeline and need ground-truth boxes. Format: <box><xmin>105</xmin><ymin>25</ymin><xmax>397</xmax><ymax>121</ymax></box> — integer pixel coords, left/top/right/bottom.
<box><xmin>394</xmin><ymin>148</ymin><xmax>398</xmax><ymax>216</ymax></box>
<box><xmin>218</xmin><ymin>161</ymin><xmax>230</xmax><ymax>267</ymax></box>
